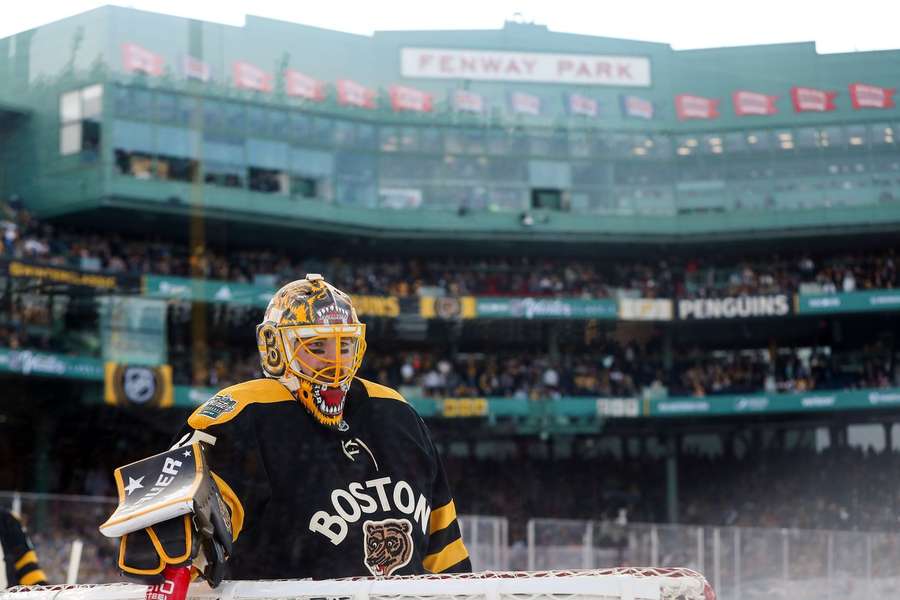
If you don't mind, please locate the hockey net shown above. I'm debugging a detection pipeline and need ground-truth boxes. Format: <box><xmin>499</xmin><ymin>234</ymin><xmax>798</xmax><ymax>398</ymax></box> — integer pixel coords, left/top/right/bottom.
<box><xmin>3</xmin><ymin>569</ymin><xmax>714</xmax><ymax>600</ymax></box>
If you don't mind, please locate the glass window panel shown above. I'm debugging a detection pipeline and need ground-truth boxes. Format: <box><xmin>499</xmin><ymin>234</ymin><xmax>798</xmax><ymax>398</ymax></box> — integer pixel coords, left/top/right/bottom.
<box><xmin>203</xmin><ymin>100</ymin><xmax>226</xmax><ymax>130</ymax></box>
<box><xmin>247</xmin><ymin>107</ymin><xmax>267</xmax><ymax>134</ymax></box>
<box><xmin>488</xmin><ymin>157</ymin><xmax>527</xmax><ymax>181</ymax></box>
<box><xmin>60</xmin><ymin>91</ymin><xmax>81</xmax><ymax>123</ymax></box>
<box><xmin>549</xmin><ymin>129</ymin><xmax>568</xmax><ymax>156</ymax></box>
<box><xmin>651</xmin><ymin>135</ymin><xmax>672</xmax><ymax>158</ymax></box>
<box><xmin>268</xmin><ymin>110</ymin><xmax>289</xmax><ymax>138</ymax></box>
<box><xmin>745</xmin><ymin>130</ymin><xmax>771</xmax><ymax>151</ymax></box>
<box><xmin>775</xmin><ymin>129</ymin><xmax>795</xmax><ymax>151</ymax></box>
<box><xmin>528</xmin><ymin>130</ymin><xmax>552</xmax><ymax>156</ymax></box>
<box><xmin>313</xmin><ymin>117</ymin><xmax>334</xmax><ymax>144</ymax></box>
<box><xmin>568</xmin><ymin>131</ymin><xmax>591</xmax><ymax>157</ymax></box>
<box><xmin>357</xmin><ymin>124</ymin><xmax>376</xmax><ymax>149</ymax></box>
<box><xmin>113</xmin><ymin>85</ymin><xmax>131</xmax><ymax>117</ymax></box>
<box><xmin>246</xmin><ymin>138</ymin><xmax>289</xmax><ymax>170</ymax></box>
<box><xmin>380</xmin><ymin>126</ymin><xmax>399</xmax><ymax>152</ymax></box>
<box><xmin>81</xmin><ymin>84</ymin><xmax>103</xmax><ymax>119</ymax></box>
<box><xmin>674</xmin><ymin>135</ymin><xmax>698</xmax><ymax>157</ymax></box>
<box><xmin>156</xmin><ymin>93</ymin><xmax>177</xmax><ymax>123</ymax></box>
<box><xmin>818</xmin><ymin>126</ymin><xmax>845</xmax><ymax>149</ymax></box>
<box><xmin>463</xmin><ymin>128</ymin><xmax>485</xmax><ymax>154</ymax></box>
<box><xmin>290</xmin><ymin>113</ymin><xmax>312</xmax><ymax>141</ymax></box>
<box><xmin>573</xmin><ymin>161</ymin><xmax>612</xmax><ymax>185</ymax></box>
<box><xmin>157</xmin><ymin>126</ymin><xmax>199</xmax><ymax>159</ymax></box>
<box><xmin>335</xmin><ymin>152</ymin><xmax>374</xmax><ymax>179</ymax></box>
<box><xmin>204</xmin><ymin>134</ymin><xmax>245</xmax><ymax>165</ymax></box>
<box><xmin>846</xmin><ymin>124</ymin><xmax>868</xmax><ymax>148</ymax></box>
<box><xmin>223</xmin><ymin>102</ymin><xmax>246</xmax><ymax>132</ymax></box>
<box><xmin>420</xmin><ymin>128</ymin><xmax>442</xmax><ymax>153</ymax></box>
<box><xmin>399</xmin><ymin>127</ymin><xmax>418</xmax><ymax>152</ymax></box>
<box><xmin>112</xmin><ymin>120</ymin><xmax>155</xmax><ymax>153</ymax></box>
<box><xmin>610</xmin><ymin>133</ymin><xmax>634</xmax><ymax>158</ymax></box>
<box><xmin>790</xmin><ymin>127</ymin><xmax>815</xmax><ymax>150</ymax></box>
<box><xmin>177</xmin><ymin>96</ymin><xmax>198</xmax><ymax>127</ymax></box>
<box><xmin>724</xmin><ymin>132</ymin><xmax>747</xmax><ymax>153</ymax></box>
<box><xmin>591</xmin><ymin>132</ymin><xmax>610</xmax><ymax>156</ymax></box>
<box><xmin>488</xmin><ymin>187</ymin><xmax>527</xmax><ymax>211</ymax></box>
<box><xmin>335</xmin><ymin>180</ymin><xmax>376</xmax><ymax>207</ymax></box>
<box><xmin>130</xmin><ymin>88</ymin><xmax>153</xmax><ymax>119</ymax></box>
<box><xmin>333</xmin><ymin>121</ymin><xmax>355</xmax><ymax>146</ymax></box>
<box><xmin>60</xmin><ymin>123</ymin><xmax>82</xmax><ymax>155</ymax></box>
<box><xmin>444</xmin><ymin>129</ymin><xmax>465</xmax><ymax>153</ymax></box>
<box><xmin>290</xmin><ymin>147</ymin><xmax>333</xmax><ymax>176</ymax></box>
<box><xmin>871</xmin><ymin>122</ymin><xmax>895</xmax><ymax>146</ymax></box>
<box><xmin>482</xmin><ymin>130</ymin><xmax>505</xmax><ymax>155</ymax></box>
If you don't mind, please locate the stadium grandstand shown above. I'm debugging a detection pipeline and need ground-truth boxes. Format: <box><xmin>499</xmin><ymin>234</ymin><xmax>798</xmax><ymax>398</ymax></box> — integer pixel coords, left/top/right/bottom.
<box><xmin>1</xmin><ymin>6</ymin><xmax>900</xmax><ymax>600</ymax></box>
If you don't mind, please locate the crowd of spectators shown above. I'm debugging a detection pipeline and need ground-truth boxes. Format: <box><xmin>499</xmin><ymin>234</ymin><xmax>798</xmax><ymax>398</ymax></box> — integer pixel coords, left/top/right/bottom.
<box><xmin>2</xmin><ymin>198</ymin><xmax>898</xmax><ymax>300</ymax></box>
<box><xmin>169</xmin><ymin>341</ymin><xmax>898</xmax><ymax>397</ymax></box>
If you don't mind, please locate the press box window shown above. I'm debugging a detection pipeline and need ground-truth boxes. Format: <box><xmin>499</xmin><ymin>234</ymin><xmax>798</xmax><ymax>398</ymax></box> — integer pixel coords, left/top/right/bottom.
<box><xmin>60</xmin><ymin>84</ymin><xmax>103</xmax><ymax>156</ymax></box>
<box><xmin>531</xmin><ymin>188</ymin><xmax>564</xmax><ymax>210</ymax></box>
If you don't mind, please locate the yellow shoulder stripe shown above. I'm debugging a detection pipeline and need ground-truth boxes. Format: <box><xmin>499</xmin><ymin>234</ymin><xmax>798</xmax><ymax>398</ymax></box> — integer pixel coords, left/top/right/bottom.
<box><xmin>14</xmin><ymin>550</ymin><xmax>37</xmax><ymax>571</ymax></box>
<box><xmin>429</xmin><ymin>500</ymin><xmax>458</xmax><ymax>534</ymax></box>
<box><xmin>357</xmin><ymin>378</ymin><xmax>406</xmax><ymax>403</ymax></box>
<box><xmin>20</xmin><ymin>570</ymin><xmax>47</xmax><ymax>586</ymax></box>
<box><xmin>423</xmin><ymin>538</ymin><xmax>469</xmax><ymax>573</ymax></box>
<box><xmin>211</xmin><ymin>471</ymin><xmax>245</xmax><ymax>542</ymax></box>
<box><xmin>189</xmin><ymin>379</ymin><xmax>294</xmax><ymax>429</ymax></box>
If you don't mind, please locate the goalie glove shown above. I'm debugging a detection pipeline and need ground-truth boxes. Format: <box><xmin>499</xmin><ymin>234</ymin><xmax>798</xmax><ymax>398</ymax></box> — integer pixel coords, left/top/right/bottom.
<box><xmin>99</xmin><ymin>440</ymin><xmax>239</xmax><ymax>587</ymax></box>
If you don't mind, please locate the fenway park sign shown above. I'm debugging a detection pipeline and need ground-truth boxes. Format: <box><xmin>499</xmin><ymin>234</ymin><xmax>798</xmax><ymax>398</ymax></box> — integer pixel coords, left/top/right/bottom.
<box><xmin>678</xmin><ymin>294</ymin><xmax>790</xmax><ymax>320</ymax></box>
<box><xmin>401</xmin><ymin>47</ymin><xmax>651</xmax><ymax>86</ymax></box>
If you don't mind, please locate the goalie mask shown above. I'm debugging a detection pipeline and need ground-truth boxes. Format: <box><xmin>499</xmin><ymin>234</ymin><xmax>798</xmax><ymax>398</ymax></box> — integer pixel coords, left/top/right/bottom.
<box><xmin>256</xmin><ymin>274</ymin><xmax>366</xmax><ymax>430</ymax></box>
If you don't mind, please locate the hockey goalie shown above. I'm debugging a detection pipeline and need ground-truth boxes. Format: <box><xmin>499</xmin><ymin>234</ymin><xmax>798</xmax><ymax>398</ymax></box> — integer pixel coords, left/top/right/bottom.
<box><xmin>99</xmin><ymin>275</ymin><xmax>471</xmax><ymax>594</ymax></box>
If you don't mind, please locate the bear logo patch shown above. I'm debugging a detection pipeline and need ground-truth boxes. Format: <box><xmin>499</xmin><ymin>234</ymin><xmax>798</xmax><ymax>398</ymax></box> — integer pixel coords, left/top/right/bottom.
<box><xmin>363</xmin><ymin>518</ymin><xmax>413</xmax><ymax>576</ymax></box>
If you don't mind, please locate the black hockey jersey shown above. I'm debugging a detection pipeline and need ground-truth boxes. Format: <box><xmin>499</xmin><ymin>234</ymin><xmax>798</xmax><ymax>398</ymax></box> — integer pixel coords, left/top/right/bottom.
<box><xmin>0</xmin><ymin>510</ymin><xmax>46</xmax><ymax>588</ymax></box>
<box><xmin>180</xmin><ymin>377</ymin><xmax>471</xmax><ymax>580</ymax></box>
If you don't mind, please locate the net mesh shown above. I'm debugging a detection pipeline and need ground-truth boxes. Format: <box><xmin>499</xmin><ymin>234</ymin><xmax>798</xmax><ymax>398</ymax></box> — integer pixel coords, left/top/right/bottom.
<box><xmin>5</xmin><ymin>569</ymin><xmax>714</xmax><ymax>600</ymax></box>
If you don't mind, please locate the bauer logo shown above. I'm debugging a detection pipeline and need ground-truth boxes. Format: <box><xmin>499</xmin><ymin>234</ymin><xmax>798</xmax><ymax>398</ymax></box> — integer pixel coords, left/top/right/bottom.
<box><xmin>199</xmin><ymin>394</ymin><xmax>237</xmax><ymax>419</ymax></box>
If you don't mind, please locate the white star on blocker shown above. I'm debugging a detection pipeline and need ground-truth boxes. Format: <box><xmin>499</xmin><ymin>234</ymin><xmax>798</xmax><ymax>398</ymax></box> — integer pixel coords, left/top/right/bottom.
<box><xmin>123</xmin><ymin>476</ymin><xmax>144</xmax><ymax>496</ymax></box>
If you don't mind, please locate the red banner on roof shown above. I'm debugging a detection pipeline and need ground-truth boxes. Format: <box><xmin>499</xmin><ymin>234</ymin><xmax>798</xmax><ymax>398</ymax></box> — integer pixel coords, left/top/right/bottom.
<box><xmin>848</xmin><ymin>83</ymin><xmax>896</xmax><ymax>110</ymax></box>
<box><xmin>389</xmin><ymin>85</ymin><xmax>433</xmax><ymax>112</ymax></box>
<box><xmin>232</xmin><ymin>61</ymin><xmax>272</xmax><ymax>92</ymax></box>
<box><xmin>791</xmin><ymin>86</ymin><xmax>837</xmax><ymax>112</ymax></box>
<box><xmin>337</xmin><ymin>79</ymin><xmax>377</xmax><ymax>109</ymax></box>
<box><xmin>675</xmin><ymin>94</ymin><xmax>719</xmax><ymax>121</ymax></box>
<box><xmin>566</xmin><ymin>92</ymin><xmax>599</xmax><ymax>117</ymax></box>
<box><xmin>453</xmin><ymin>89</ymin><xmax>485</xmax><ymax>113</ymax></box>
<box><xmin>732</xmin><ymin>90</ymin><xmax>778</xmax><ymax>116</ymax></box>
<box><xmin>620</xmin><ymin>94</ymin><xmax>654</xmax><ymax>119</ymax></box>
<box><xmin>285</xmin><ymin>69</ymin><xmax>325</xmax><ymax>101</ymax></box>
<box><xmin>122</xmin><ymin>43</ymin><xmax>164</xmax><ymax>76</ymax></box>
<box><xmin>510</xmin><ymin>91</ymin><xmax>541</xmax><ymax>116</ymax></box>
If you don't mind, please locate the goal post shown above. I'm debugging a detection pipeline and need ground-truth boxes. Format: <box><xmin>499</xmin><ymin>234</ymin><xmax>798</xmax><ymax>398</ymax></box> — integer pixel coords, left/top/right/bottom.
<box><xmin>4</xmin><ymin>569</ymin><xmax>715</xmax><ymax>600</ymax></box>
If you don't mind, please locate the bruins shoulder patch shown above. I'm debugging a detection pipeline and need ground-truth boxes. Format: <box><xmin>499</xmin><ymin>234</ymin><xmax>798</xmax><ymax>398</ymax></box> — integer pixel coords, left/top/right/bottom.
<box><xmin>357</xmin><ymin>378</ymin><xmax>406</xmax><ymax>403</ymax></box>
<box><xmin>189</xmin><ymin>379</ymin><xmax>295</xmax><ymax>429</ymax></box>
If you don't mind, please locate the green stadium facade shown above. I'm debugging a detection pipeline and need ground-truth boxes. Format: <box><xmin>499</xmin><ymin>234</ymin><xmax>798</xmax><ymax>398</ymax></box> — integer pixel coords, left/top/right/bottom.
<box><xmin>1</xmin><ymin>6</ymin><xmax>900</xmax><ymax>243</ymax></box>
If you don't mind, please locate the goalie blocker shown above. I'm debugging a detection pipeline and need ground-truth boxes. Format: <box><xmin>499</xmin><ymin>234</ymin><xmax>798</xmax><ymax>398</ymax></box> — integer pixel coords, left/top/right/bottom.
<box><xmin>99</xmin><ymin>437</ymin><xmax>239</xmax><ymax>587</ymax></box>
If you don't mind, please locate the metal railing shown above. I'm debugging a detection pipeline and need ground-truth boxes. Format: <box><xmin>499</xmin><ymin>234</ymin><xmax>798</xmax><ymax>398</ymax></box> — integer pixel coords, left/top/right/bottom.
<box><xmin>526</xmin><ymin>518</ymin><xmax>900</xmax><ymax>600</ymax></box>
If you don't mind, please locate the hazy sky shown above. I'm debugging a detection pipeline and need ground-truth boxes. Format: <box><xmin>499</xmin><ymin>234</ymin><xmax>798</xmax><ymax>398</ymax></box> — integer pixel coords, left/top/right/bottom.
<box><xmin>1</xmin><ymin>0</ymin><xmax>896</xmax><ymax>54</ymax></box>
